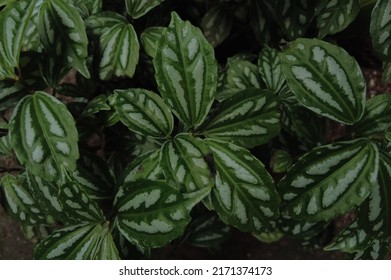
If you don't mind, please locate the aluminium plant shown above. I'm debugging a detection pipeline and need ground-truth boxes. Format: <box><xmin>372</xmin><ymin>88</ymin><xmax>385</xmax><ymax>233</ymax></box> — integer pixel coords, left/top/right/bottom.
<box><xmin>0</xmin><ymin>0</ymin><xmax>390</xmax><ymax>260</ymax></box>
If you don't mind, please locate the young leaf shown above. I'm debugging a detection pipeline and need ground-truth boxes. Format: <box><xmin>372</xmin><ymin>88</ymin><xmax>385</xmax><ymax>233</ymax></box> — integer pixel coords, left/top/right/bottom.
<box><xmin>370</xmin><ymin>0</ymin><xmax>391</xmax><ymax>60</ymax></box>
<box><xmin>35</xmin><ymin>222</ymin><xmax>118</xmax><ymax>260</ymax></box>
<box><xmin>226</xmin><ymin>59</ymin><xmax>264</xmax><ymax>90</ymax></box>
<box><xmin>115</xmin><ymin>179</ymin><xmax>210</xmax><ymax>248</ymax></box>
<box><xmin>38</xmin><ymin>0</ymin><xmax>90</xmax><ymax>78</ymax></box>
<box><xmin>125</xmin><ymin>0</ymin><xmax>165</xmax><ymax>19</ymax></box>
<box><xmin>99</xmin><ymin>23</ymin><xmax>140</xmax><ymax>80</ymax></box>
<box><xmin>85</xmin><ymin>11</ymin><xmax>127</xmax><ymax>37</ymax></box>
<box><xmin>9</xmin><ymin>91</ymin><xmax>79</xmax><ymax>182</ymax></box>
<box><xmin>0</xmin><ymin>0</ymin><xmax>40</xmax><ymax>80</ymax></box>
<box><xmin>112</xmin><ymin>88</ymin><xmax>173</xmax><ymax>138</ymax></box>
<box><xmin>1</xmin><ymin>174</ymin><xmax>48</xmax><ymax>225</ymax></box>
<box><xmin>279</xmin><ymin>139</ymin><xmax>379</xmax><ymax>222</ymax></box>
<box><xmin>203</xmin><ymin>88</ymin><xmax>280</xmax><ymax>149</ymax></box>
<box><xmin>316</xmin><ymin>0</ymin><xmax>360</xmax><ymax>39</ymax></box>
<box><xmin>201</xmin><ymin>4</ymin><xmax>233</xmax><ymax>47</ymax></box>
<box><xmin>275</xmin><ymin>0</ymin><xmax>316</xmax><ymax>40</ymax></box>
<box><xmin>350</xmin><ymin>94</ymin><xmax>391</xmax><ymax>137</ymax></box>
<box><xmin>258</xmin><ymin>46</ymin><xmax>285</xmax><ymax>93</ymax></box>
<box><xmin>140</xmin><ymin>27</ymin><xmax>165</xmax><ymax>58</ymax></box>
<box><xmin>280</xmin><ymin>38</ymin><xmax>366</xmax><ymax>124</ymax></box>
<box><xmin>82</xmin><ymin>94</ymin><xmax>111</xmax><ymax>117</ymax></box>
<box><xmin>154</xmin><ymin>12</ymin><xmax>218</xmax><ymax>128</ymax></box>
<box><xmin>160</xmin><ymin>133</ymin><xmax>214</xmax><ymax>192</ymax></box>
<box><xmin>205</xmin><ymin>139</ymin><xmax>280</xmax><ymax>233</ymax></box>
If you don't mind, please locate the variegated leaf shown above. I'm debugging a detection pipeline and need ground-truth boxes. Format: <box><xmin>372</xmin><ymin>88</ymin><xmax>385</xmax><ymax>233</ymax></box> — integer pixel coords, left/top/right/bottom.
<box><xmin>112</xmin><ymin>88</ymin><xmax>173</xmax><ymax>138</ymax></box>
<box><xmin>121</xmin><ymin>149</ymin><xmax>163</xmax><ymax>184</ymax></box>
<box><xmin>270</xmin><ymin>149</ymin><xmax>292</xmax><ymax>173</ymax></box>
<box><xmin>316</xmin><ymin>0</ymin><xmax>360</xmax><ymax>38</ymax></box>
<box><xmin>0</xmin><ymin>0</ymin><xmax>39</xmax><ymax>80</ymax></box>
<box><xmin>275</xmin><ymin>0</ymin><xmax>316</xmax><ymax>40</ymax></box>
<box><xmin>205</xmin><ymin>139</ymin><xmax>280</xmax><ymax>233</ymax></box>
<box><xmin>99</xmin><ymin>22</ymin><xmax>139</xmax><ymax>80</ymax></box>
<box><xmin>351</xmin><ymin>239</ymin><xmax>390</xmax><ymax>260</ymax></box>
<box><xmin>350</xmin><ymin>94</ymin><xmax>391</xmax><ymax>137</ymax></box>
<box><xmin>1</xmin><ymin>174</ymin><xmax>48</xmax><ymax>225</ymax></box>
<box><xmin>140</xmin><ymin>26</ymin><xmax>165</xmax><ymax>58</ymax></box>
<box><xmin>38</xmin><ymin>0</ymin><xmax>90</xmax><ymax>78</ymax></box>
<box><xmin>154</xmin><ymin>12</ymin><xmax>218</xmax><ymax>128</ymax></box>
<box><xmin>279</xmin><ymin>139</ymin><xmax>379</xmax><ymax>222</ymax></box>
<box><xmin>203</xmin><ymin>88</ymin><xmax>280</xmax><ymax>149</ymax></box>
<box><xmin>9</xmin><ymin>91</ymin><xmax>79</xmax><ymax>182</ymax></box>
<box><xmin>35</xmin><ymin>222</ymin><xmax>119</xmax><ymax>260</ymax></box>
<box><xmin>115</xmin><ymin>179</ymin><xmax>210</xmax><ymax>248</ymax></box>
<box><xmin>227</xmin><ymin>59</ymin><xmax>264</xmax><ymax>90</ymax></box>
<box><xmin>85</xmin><ymin>11</ymin><xmax>127</xmax><ymax>36</ymax></box>
<box><xmin>73</xmin><ymin>152</ymin><xmax>114</xmax><ymax>200</ymax></box>
<box><xmin>69</xmin><ymin>0</ymin><xmax>102</xmax><ymax>18</ymax></box>
<box><xmin>125</xmin><ymin>0</ymin><xmax>165</xmax><ymax>19</ymax></box>
<box><xmin>0</xmin><ymin>134</ymin><xmax>11</xmax><ymax>155</ymax></box>
<box><xmin>280</xmin><ymin>38</ymin><xmax>366</xmax><ymax>124</ymax></box>
<box><xmin>201</xmin><ymin>4</ymin><xmax>233</xmax><ymax>47</ymax></box>
<box><xmin>370</xmin><ymin>0</ymin><xmax>391</xmax><ymax>60</ymax></box>
<box><xmin>279</xmin><ymin>216</ymin><xmax>328</xmax><ymax>239</ymax></box>
<box><xmin>249</xmin><ymin>0</ymin><xmax>274</xmax><ymax>45</ymax></box>
<box><xmin>160</xmin><ymin>134</ymin><xmax>214</xmax><ymax>192</ymax></box>
<box><xmin>382</xmin><ymin>62</ymin><xmax>391</xmax><ymax>84</ymax></box>
<box><xmin>258</xmin><ymin>46</ymin><xmax>285</xmax><ymax>93</ymax></box>
<box><xmin>187</xmin><ymin>215</ymin><xmax>231</xmax><ymax>248</ymax></box>
<box><xmin>82</xmin><ymin>94</ymin><xmax>110</xmax><ymax>117</ymax></box>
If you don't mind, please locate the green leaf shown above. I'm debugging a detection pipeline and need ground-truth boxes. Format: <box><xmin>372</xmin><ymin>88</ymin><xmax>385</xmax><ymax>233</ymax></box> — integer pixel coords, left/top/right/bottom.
<box><xmin>38</xmin><ymin>0</ymin><xmax>90</xmax><ymax>78</ymax></box>
<box><xmin>0</xmin><ymin>0</ymin><xmax>40</xmax><ymax>80</ymax></box>
<box><xmin>85</xmin><ymin>11</ymin><xmax>127</xmax><ymax>37</ymax></box>
<box><xmin>82</xmin><ymin>94</ymin><xmax>111</xmax><ymax>117</ymax></box>
<box><xmin>351</xmin><ymin>239</ymin><xmax>390</xmax><ymax>259</ymax></box>
<box><xmin>249</xmin><ymin>0</ymin><xmax>275</xmax><ymax>45</ymax></box>
<box><xmin>258</xmin><ymin>46</ymin><xmax>285</xmax><ymax>93</ymax></box>
<box><xmin>280</xmin><ymin>38</ymin><xmax>366</xmax><ymax>124</ymax></box>
<box><xmin>187</xmin><ymin>214</ymin><xmax>231</xmax><ymax>248</ymax></box>
<box><xmin>121</xmin><ymin>149</ymin><xmax>164</xmax><ymax>184</ymax></box>
<box><xmin>160</xmin><ymin>134</ymin><xmax>214</xmax><ymax>193</ymax></box>
<box><xmin>350</xmin><ymin>94</ymin><xmax>391</xmax><ymax>137</ymax></box>
<box><xmin>35</xmin><ymin>222</ymin><xmax>119</xmax><ymax>259</ymax></box>
<box><xmin>270</xmin><ymin>149</ymin><xmax>292</xmax><ymax>173</ymax></box>
<box><xmin>125</xmin><ymin>0</ymin><xmax>165</xmax><ymax>19</ymax></box>
<box><xmin>1</xmin><ymin>174</ymin><xmax>48</xmax><ymax>225</ymax></box>
<box><xmin>154</xmin><ymin>12</ymin><xmax>218</xmax><ymax>128</ymax></box>
<box><xmin>279</xmin><ymin>216</ymin><xmax>328</xmax><ymax>239</ymax></box>
<box><xmin>115</xmin><ymin>179</ymin><xmax>210</xmax><ymax>248</ymax></box>
<box><xmin>72</xmin><ymin>152</ymin><xmax>115</xmax><ymax>200</ymax></box>
<box><xmin>382</xmin><ymin>62</ymin><xmax>391</xmax><ymax>84</ymax></box>
<box><xmin>0</xmin><ymin>134</ymin><xmax>11</xmax><ymax>155</ymax></box>
<box><xmin>205</xmin><ymin>139</ymin><xmax>280</xmax><ymax>233</ymax></box>
<box><xmin>275</xmin><ymin>0</ymin><xmax>316</xmax><ymax>40</ymax></box>
<box><xmin>201</xmin><ymin>4</ymin><xmax>233</xmax><ymax>47</ymax></box>
<box><xmin>140</xmin><ymin>26</ymin><xmax>165</xmax><ymax>58</ymax></box>
<box><xmin>99</xmin><ymin>22</ymin><xmax>140</xmax><ymax>80</ymax></box>
<box><xmin>69</xmin><ymin>0</ymin><xmax>102</xmax><ymax>18</ymax></box>
<box><xmin>226</xmin><ymin>59</ymin><xmax>264</xmax><ymax>90</ymax></box>
<box><xmin>203</xmin><ymin>88</ymin><xmax>280</xmax><ymax>149</ymax></box>
<box><xmin>112</xmin><ymin>88</ymin><xmax>173</xmax><ymax>138</ymax></box>
<box><xmin>316</xmin><ymin>0</ymin><xmax>360</xmax><ymax>38</ymax></box>
<box><xmin>279</xmin><ymin>139</ymin><xmax>379</xmax><ymax>222</ymax></box>
<box><xmin>9</xmin><ymin>91</ymin><xmax>79</xmax><ymax>182</ymax></box>
<box><xmin>370</xmin><ymin>0</ymin><xmax>391</xmax><ymax>61</ymax></box>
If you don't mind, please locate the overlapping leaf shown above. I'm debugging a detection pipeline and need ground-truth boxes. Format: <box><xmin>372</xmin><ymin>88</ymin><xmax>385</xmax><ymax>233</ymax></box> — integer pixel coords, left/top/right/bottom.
<box><xmin>275</xmin><ymin>0</ymin><xmax>316</xmax><ymax>40</ymax></box>
<box><xmin>316</xmin><ymin>0</ymin><xmax>360</xmax><ymax>38</ymax></box>
<box><xmin>351</xmin><ymin>239</ymin><xmax>390</xmax><ymax>260</ymax></box>
<box><xmin>125</xmin><ymin>0</ymin><xmax>165</xmax><ymax>19</ymax></box>
<box><xmin>99</xmin><ymin>22</ymin><xmax>139</xmax><ymax>80</ymax></box>
<box><xmin>279</xmin><ymin>139</ymin><xmax>379</xmax><ymax>222</ymax></box>
<box><xmin>0</xmin><ymin>0</ymin><xmax>39</xmax><ymax>80</ymax></box>
<box><xmin>280</xmin><ymin>38</ymin><xmax>366</xmax><ymax>124</ymax></box>
<box><xmin>370</xmin><ymin>0</ymin><xmax>391</xmax><ymax>60</ymax></box>
<box><xmin>140</xmin><ymin>27</ymin><xmax>165</xmax><ymax>58</ymax></box>
<box><xmin>201</xmin><ymin>4</ymin><xmax>233</xmax><ymax>47</ymax></box>
<box><xmin>205</xmin><ymin>139</ymin><xmax>280</xmax><ymax>233</ymax></box>
<box><xmin>226</xmin><ymin>59</ymin><xmax>264</xmax><ymax>90</ymax></box>
<box><xmin>82</xmin><ymin>94</ymin><xmax>110</xmax><ymax>117</ymax></box>
<box><xmin>154</xmin><ymin>12</ymin><xmax>218</xmax><ymax>128</ymax></box>
<box><xmin>112</xmin><ymin>88</ymin><xmax>173</xmax><ymax>138</ymax></box>
<box><xmin>38</xmin><ymin>0</ymin><xmax>90</xmax><ymax>78</ymax></box>
<box><xmin>35</xmin><ymin>222</ymin><xmax>119</xmax><ymax>259</ymax></box>
<box><xmin>9</xmin><ymin>91</ymin><xmax>79</xmax><ymax>182</ymax></box>
<box><xmin>160</xmin><ymin>134</ymin><xmax>214</xmax><ymax>192</ymax></box>
<box><xmin>258</xmin><ymin>46</ymin><xmax>285</xmax><ymax>93</ymax></box>
<box><xmin>1</xmin><ymin>174</ymin><xmax>48</xmax><ymax>225</ymax></box>
<box><xmin>249</xmin><ymin>0</ymin><xmax>275</xmax><ymax>45</ymax></box>
<box><xmin>203</xmin><ymin>88</ymin><xmax>280</xmax><ymax>149</ymax></box>
<box><xmin>350</xmin><ymin>94</ymin><xmax>391</xmax><ymax>137</ymax></box>
<box><xmin>115</xmin><ymin>179</ymin><xmax>210</xmax><ymax>248</ymax></box>
<box><xmin>85</xmin><ymin>11</ymin><xmax>127</xmax><ymax>36</ymax></box>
